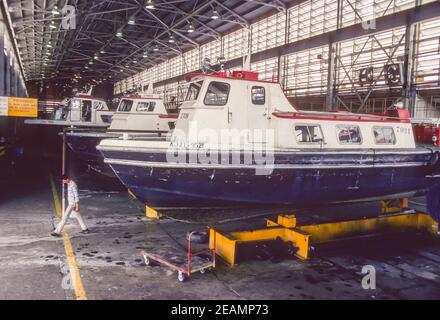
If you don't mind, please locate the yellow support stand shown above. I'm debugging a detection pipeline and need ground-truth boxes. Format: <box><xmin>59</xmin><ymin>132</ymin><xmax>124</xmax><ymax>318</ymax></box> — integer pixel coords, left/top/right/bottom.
<box><xmin>127</xmin><ymin>189</ymin><xmax>160</xmax><ymax>220</ymax></box>
<box><xmin>210</xmin><ymin>199</ymin><xmax>439</xmax><ymax>267</ymax></box>
<box><xmin>146</xmin><ymin>206</ymin><xmax>160</xmax><ymax>220</ymax></box>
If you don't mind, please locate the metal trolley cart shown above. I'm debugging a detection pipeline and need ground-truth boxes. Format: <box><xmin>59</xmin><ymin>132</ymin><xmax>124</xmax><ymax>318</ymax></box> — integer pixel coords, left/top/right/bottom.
<box><xmin>141</xmin><ymin>230</ymin><xmax>216</xmax><ymax>282</ymax></box>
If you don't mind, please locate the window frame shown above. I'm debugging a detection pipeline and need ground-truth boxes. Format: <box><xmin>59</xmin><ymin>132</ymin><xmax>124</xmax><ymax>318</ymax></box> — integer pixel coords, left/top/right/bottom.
<box><xmin>185</xmin><ymin>80</ymin><xmax>204</xmax><ymax>102</ymax></box>
<box><xmin>117</xmin><ymin>99</ymin><xmax>134</xmax><ymax>112</ymax></box>
<box><xmin>136</xmin><ymin>101</ymin><xmax>156</xmax><ymax>112</ymax></box>
<box><xmin>372</xmin><ymin>126</ymin><xmax>397</xmax><ymax>145</ymax></box>
<box><xmin>336</xmin><ymin>124</ymin><xmax>363</xmax><ymax>145</ymax></box>
<box><xmin>294</xmin><ymin>123</ymin><xmax>325</xmax><ymax>145</ymax></box>
<box><xmin>251</xmin><ymin>86</ymin><xmax>266</xmax><ymax>105</ymax></box>
<box><xmin>203</xmin><ymin>81</ymin><xmax>231</xmax><ymax>106</ymax></box>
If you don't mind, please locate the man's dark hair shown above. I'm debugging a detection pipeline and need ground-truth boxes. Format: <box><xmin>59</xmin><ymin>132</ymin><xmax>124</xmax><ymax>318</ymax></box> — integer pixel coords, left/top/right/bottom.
<box><xmin>62</xmin><ymin>174</ymin><xmax>69</xmax><ymax>180</ymax></box>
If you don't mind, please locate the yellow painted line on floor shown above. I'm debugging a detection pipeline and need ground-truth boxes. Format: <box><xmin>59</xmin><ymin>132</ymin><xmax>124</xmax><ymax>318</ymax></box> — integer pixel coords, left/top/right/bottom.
<box><xmin>49</xmin><ymin>175</ymin><xmax>88</xmax><ymax>300</ymax></box>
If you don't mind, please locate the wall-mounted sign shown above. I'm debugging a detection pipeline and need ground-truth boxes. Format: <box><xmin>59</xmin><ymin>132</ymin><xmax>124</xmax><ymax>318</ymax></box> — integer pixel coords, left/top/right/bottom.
<box><xmin>0</xmin><ymin>96</ymin><xmax>38</xmax><ymax>118</ymax></box>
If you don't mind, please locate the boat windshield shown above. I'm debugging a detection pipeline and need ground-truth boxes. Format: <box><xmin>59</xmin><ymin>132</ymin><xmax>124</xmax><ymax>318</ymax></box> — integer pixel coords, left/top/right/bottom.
<box><xmin>185</xmin><ymin>81</ymin><xmax>204</xmax><ymax>101</ymax></box>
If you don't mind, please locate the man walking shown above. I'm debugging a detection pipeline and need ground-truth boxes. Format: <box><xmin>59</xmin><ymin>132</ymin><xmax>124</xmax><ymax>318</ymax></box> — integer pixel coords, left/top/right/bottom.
<box><xmin>51</xmin><ymin>175</ymin><xmax>89</xmax><ymax>237</ymax></box>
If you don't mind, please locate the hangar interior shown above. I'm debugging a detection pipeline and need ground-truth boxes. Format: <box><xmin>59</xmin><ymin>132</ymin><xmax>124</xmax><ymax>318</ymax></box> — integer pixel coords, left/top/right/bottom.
<box><xmin>0</xmin><ymin>0</ymin><xmax>440</xmax><ymax>300</ymax></box>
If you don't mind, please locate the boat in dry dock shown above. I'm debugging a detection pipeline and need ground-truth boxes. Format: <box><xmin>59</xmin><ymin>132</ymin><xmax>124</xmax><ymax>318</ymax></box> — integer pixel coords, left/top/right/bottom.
<box><xmin>97</xmin><ymin>70</ymin><xmax>440</xmax><ymax>211</ymax></box>
<box><xmin>25</xmin><ymin>90</ymin><xmax>113</xmax><ymax>128</ymax></box>
<box><xmin>65</xmin><ymin>92</ymin><xmax>177</xmax><ymax>174</ymax></box>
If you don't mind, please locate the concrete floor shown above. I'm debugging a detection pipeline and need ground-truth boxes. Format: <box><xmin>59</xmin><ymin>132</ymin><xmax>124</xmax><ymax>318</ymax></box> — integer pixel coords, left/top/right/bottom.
<box><xmin>1</xmin><ymin>148</ymin><xmax>440</xmax><ymax>300</ymax></box>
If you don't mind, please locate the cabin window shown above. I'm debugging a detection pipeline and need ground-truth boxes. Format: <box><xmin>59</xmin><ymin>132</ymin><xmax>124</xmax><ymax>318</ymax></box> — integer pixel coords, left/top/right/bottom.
<box><xmin>336</xmin><ymin>125</ymin><xmax>362</xmax><ymax>144</ymax></box>
<box><xmin>118</xmin><ymin>99</ymin><xmax>133</xmax><ymax>112</ymax></box>
<box><xmin>81</xmin><ymin>100</ymin><xmax>92</xmax><ymax>121</ymax></box>
<box><xmin>93</xmin><ymin>101</ymin><xmax>105</xmax><ymax>110</ymax></box>
<box><xmin>295</xmin><ymin>125</ymin><xmax>324</xmax><ymax>144</ymax></box>
<box><xmin>204</xmin><ymin>81</ymin><xmax>230</xmax><ymax>106</ymax></box>
<box><xmin>185</xmin><ymin>81</ymin><xmax>203</xmax><ymax>101</ymax></box>
<box><xmin>373</xmin><ymin>127</ymin><xmax>396</xmax><ymax>144</ymax></box>
<box><xmin>251</xmin><ymin>86</ymin><xmax>265</xmax><ymax>105</ymax></box>
<box><xmin>137</xmin><ymin>102</ymin><xmax>155</xmax><ymax>112</ymax></box>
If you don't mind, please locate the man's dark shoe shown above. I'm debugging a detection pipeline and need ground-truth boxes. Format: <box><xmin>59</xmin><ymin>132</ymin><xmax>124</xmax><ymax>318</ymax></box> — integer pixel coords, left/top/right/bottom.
<box><xmin>51</xmin><ymin>232</ymin><xmax>61</xmax><ymax>237</ymax></box>
<box><xmin>80</xmin><ymin>229</ymin><xmax>90</xmax><ymax>234</ymax></box>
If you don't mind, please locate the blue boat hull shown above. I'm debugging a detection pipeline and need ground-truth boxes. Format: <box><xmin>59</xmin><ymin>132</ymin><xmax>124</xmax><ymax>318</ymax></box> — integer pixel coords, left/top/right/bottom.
<box><xmin>66</xmin><ymin>134</ymin><xmax>104</xmax><ymax>164</ymax></box>
<box><xmin>101</xmin><ymin>148</ymin><xmax>440</xmax><ymax>209</ymax></box>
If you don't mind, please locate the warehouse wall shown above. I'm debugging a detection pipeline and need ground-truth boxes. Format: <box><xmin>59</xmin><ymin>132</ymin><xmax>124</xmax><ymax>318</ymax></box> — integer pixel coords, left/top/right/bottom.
<box><xmin>0</xmin><ymin>7</ymin><xmax>28</xmax><ymax>138</ymax></box>
<box><xmin>115</xmin><ymin>0</ymin><xmax>440</xmax><ymax>117</ymax></box>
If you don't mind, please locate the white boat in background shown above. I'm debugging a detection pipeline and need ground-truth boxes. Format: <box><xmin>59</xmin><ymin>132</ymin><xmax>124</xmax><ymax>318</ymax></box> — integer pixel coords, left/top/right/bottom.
<box><xmin>25</xmin><ymin>89</ymin><xmax>113</xmax><ymax>128</ymax></box>
<box><xmin>64</xmin><ymin>92</ymin><xmax>177</xmax><ymax>175</ymax></box>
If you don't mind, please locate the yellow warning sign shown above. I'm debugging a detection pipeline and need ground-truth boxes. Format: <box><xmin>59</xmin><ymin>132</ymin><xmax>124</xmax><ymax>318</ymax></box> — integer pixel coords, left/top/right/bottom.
<box><xmin>7</xmin><ymin>97</ymin><xmax>38</xmax><ymax>118</ymax></box>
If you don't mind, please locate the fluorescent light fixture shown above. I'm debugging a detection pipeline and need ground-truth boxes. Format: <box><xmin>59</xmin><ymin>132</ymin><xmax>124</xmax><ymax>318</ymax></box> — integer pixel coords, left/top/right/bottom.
<box><xmin>100</xmin><ymin>49</ymin><xmax>106</xmax><ymax>54</ymax></box>
<box><xmin>168</xmin><ymin>35</ymin><xmax>175</xmax><ymax>43</ymax></box>
<box><xmin>142</xmin><ymin>52</ymin><xmax>148</xmax><ymax>58</ymax></box>
<box><xmin>50</xmin><ymin>21</ymin><xmax>57</xmax><ymax>29</ymax></box>
<box><xmin>145</xmin><ymin>0</ymin><xmax>155</xmax><ymax>9</ymax></box>
<box><xmin>211</xmin><ymin>9</ymin><xmax>220</xmax><ymax>20</ymax></box>
<box><xmin>116</xmin><ymin>30</ymin><xmax>123</xmax><ymax>37</ymax></box>
<box><xmin>187</xmin><ymin>23</ymin><xmax>195</xmax><ymax>33</ymax></box>
<box><xmin>52</xmin><ymin>6</ymin><xmax>60</xmax><ymax>15</ymax></box>
<box><xmin>46</xmin><ymin>42</ymin><xmax>52</xmax><ymax>48</ymax></box>
<box><xmin>153</xmin><ymin>45</ymin><xmax>159</xmax><ymax>51</ymax></box>
<box><xmin>128</xmin><ymin>17</ymin><xmax>136</xmax><ymax>25</ymax></box>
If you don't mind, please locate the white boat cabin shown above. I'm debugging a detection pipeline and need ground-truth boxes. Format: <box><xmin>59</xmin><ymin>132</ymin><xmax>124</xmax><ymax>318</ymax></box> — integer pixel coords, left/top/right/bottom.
<box><xmin>109</xmin><ymin>93</ymin><xmax>177</xmax><ymax>133</ymax></box>
<box><xmin>25</xmin><ymin>93</ymin><xmax>113</xmax><ymax>127</ymax></box>
<box><xmin>171</xmin><ymin>71</ymin><xmax>415</xmax><ymax>150</ymax></box>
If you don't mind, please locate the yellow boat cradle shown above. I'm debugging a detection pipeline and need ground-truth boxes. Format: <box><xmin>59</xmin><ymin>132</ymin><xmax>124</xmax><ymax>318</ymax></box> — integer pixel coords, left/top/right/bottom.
<box><xmin>208</xmin><ymin>199</ymin><xmax>439</xmax><ymax>267</ymax></box>
<box><xmin>0</xmin><ymin>145</ymin><xmax>5</xmax><ymax>158</ymax></box>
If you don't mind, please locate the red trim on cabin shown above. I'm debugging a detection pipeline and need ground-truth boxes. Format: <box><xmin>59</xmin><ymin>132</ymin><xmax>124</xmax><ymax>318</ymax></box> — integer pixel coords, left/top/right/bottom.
<box><xmin>185</xmin><ymin>71</ymin><xmax>277</xmax><ymax>84</ymax></box>
<box><xmin>272</xmin><ymin>112</ymin><xmax>411</xmax><ymax>123</ymax></box>
<box><xmin>159</xmin><ymin>114</ymin><xmax>178</xmax><ymax>119</ymax></box>
<box><xmin>123</xmin><ymin>95</ymin><xmax>162</xmax><ymax>100</ymax></box>
<box><xmin>75</xmin><ymin>94</ymin><xmax>105</xmax><ymax>101</ymax></box>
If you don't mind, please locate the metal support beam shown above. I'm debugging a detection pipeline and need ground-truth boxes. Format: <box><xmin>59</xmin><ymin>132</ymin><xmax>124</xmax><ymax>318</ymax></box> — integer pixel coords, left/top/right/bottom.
<box><xmin>0</xmin><ymin>21</ymin><xmax>5</xmax><ymax>96</ymax></box>
<box><xmin>5</xmin><ymin>49</ymin><xmax>11</xmax><ymax>95</ymax></box>
<box><xmin>404</xmin><ymin>23</ymin><xmax>417</xmax><ymax>116</ymax></box>
<box><xmin>326</xmin><ymin>42</ymin><xmax>337</xmax><ymax>111</ymax></box>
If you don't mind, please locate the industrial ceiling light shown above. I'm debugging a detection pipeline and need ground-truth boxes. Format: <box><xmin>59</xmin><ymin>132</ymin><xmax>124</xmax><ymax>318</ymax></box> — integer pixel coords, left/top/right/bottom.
<box><xmin>168</xmin><ymin>35</ymin><xmax>175</xmax><ymax>43</ymax></box>
<box><xmin>89</xmin><ymin>60</ymin><xmax>94</xmax><ymax>65</ymax></box>
<box><xmin>187</xmin><ymin>23</ymin><xmax>195</xmax><ymax>33</ymax></box>
<box><xmin>94</xmin><ymin>54</ymin><xmax>99</xmax><ymax>60</ymax></box>
<box><xmin>128</xmin><ymin>16</ymin><xmax>136</xmax><ymax>25</ymax></box>
<box><xmin>211</xmin><ymin>8</ymin><xmax>220</xmax><ymax>20</ymax></box>
<box><xmin>50</xmin><ymin>21</ymin><xmax>57</xmax><ymax>29</ymax></box>
<box><xmin>100</xmin><ymin>49</ymin><xmax>106</xmax><ymax>54</ymax></box>
<box><xmin>143</xmin><ymin>52</ymin><xmax>148</xmax><ymax>58</ymax></box>
<box><xmin>153</xmin><ymin>45</ymin><xmax>159</xmax><ymax>51</ymax></box>
<box><xmin>116</xmin><ymin>29</ymin><xmax>123</xmax><ymax>37</ymax></box>
<box><xmin>46</xmin><ymin>42</ymin><xmax>52</xmax><ymax>48</ymax></box>
<box><xmin>133</xmin><ymin>60</ymin><xmax>137</xmax><ymax>64</ymax></box>
<box><xmin>145</xmin><ymin>0</ymin><xmax>155</xmax><ymax>9</ymax></box>
<box><xmin>52</xmin><ymin>6</ymin><xmax>60</xmax><ymax>15</ymax></box>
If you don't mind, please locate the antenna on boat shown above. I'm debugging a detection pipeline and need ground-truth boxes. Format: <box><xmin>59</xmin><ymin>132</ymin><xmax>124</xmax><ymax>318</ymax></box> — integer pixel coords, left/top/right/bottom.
<box><xmin>86</xmin><ymin>85</ymin><xmax>94</xmax><ymax>95</ymax></box>
<box><xmin>145</xmin><ymin>82</ymin><xmax>154</xmax><ymax>94</ymax></box>
<box><xmin>243</xmin><ymin>54</ymin><xmax>251</xmax><ymax>71</ymax></box>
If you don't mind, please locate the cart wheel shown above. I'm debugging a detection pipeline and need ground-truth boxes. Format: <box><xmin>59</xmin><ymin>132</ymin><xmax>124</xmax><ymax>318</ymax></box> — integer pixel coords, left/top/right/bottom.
<box><xmin>178</xmin><ymin>271</ymin><xmax>186</xmax><ymax>282</ymax></box>
<box><xmin>143</xmin><ymin>255</ymin><xmax>151</xmax><ymax>266</ymax></box>
<box><xmin>200</xmin><ymin>268</ymin><xmax>206</xmax><ymax>274</ymax></box>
